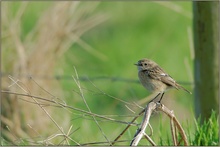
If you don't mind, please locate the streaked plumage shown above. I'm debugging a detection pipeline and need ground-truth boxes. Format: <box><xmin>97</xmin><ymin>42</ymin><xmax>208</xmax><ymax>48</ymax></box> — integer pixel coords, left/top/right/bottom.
<box><xmin>135</xmin><ymin>58</ymin><xmax>191</xmax><ymax>102</ymax></box>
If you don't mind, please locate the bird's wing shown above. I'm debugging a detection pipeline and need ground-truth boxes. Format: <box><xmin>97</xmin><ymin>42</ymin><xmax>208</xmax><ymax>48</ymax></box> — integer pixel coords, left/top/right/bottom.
<box><xmin>147</xmin><ymin>66</ymin><xmax>179</xmax><ymax>89</ymax></box>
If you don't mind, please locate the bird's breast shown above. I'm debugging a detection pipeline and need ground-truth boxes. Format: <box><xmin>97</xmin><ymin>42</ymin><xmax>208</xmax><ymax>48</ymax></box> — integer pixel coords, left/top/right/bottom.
<box><xmin>138</xmin><ymin>71</ymin><xmax>167</xmax><ymax>93</ymax></box>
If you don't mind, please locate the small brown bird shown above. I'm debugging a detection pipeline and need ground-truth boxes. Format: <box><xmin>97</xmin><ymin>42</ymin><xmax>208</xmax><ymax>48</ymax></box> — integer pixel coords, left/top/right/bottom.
<box><xmin>135</xmin><ymin>58</ymin><xmax>191</xmax><ymax>102</ymax></box>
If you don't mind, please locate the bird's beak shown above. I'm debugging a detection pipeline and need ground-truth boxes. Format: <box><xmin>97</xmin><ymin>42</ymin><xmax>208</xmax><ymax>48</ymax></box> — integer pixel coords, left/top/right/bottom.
<box><xmin>134</xmin><ymin>63</ymin><xmax>140</xmax><ymax>66</ymax></box>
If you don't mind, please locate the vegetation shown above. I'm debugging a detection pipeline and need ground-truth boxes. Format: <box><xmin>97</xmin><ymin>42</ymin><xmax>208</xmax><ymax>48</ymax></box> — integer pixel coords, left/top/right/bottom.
<box><xmin>192</xmin><ymin>111</ymin><xmax>219</xmax><ymax>146</ymax></box>
<box><xmin>1</xmin><ymin>1</ymin><xmax>218</xmax><ymax>146</ymax></box>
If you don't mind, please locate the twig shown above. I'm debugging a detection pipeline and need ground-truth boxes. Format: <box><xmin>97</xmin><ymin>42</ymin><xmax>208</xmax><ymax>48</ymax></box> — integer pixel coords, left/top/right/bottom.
<box><xmin>170</xmin><ymin>115</ymin><xmax>177</xmax><ymax>145</ymax></box>
<box><xmin>143</xmin><ymin>133</ymin><xmax>156</xmax><ymax>146</ymax></box>
<box><xmin>87</xmin><ymin>77</ymin><xmax>135</xmax><ymax>106</ymax></box>
<box><xmin>4</xmin><ymin>76</ymin><xmax>78</xmax><ymax>145</ymax></box>
<box><xmin>58</xmin><ymin>127</ymin><xmax>80</xmax><ymax>145</ymax></box>
<box><xmin>80</xmin><ymin>139</ymin><xmax>131</xmax><ymax>146</ymax></box>
<box><xmin>112</xmin><ymin>108</ymin><xmax>145</xmax><ymax>145</ymax></box>
<box><xmin>72</xmin><ymin>67</ymin><xmax>111</xmax><ymax>145</ymax></box>
<box><xmin>1</xmin><ymin>90</ymin><xmax>137</xmax><ymax>126</ymax></box>
<box><xmin>130</xmin><ymin>102</ymin><xmax>157</xmax><ymax>146</ymax></box>
<box><xmin>157</xmin><ymin>104</ymin><xmax>188</xmax><ymax>145</ymax></box>
<box><xmin>130</xmin><ymin>102</ymin><xmax>188</xmax><ymax>146</ymax></box>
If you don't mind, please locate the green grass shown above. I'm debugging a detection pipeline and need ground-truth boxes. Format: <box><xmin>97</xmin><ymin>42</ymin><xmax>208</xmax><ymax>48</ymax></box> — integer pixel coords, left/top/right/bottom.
<box><xmin>192</xmin><ymin>111</ymin><xmax>219</xmax><ymax>146</ymax></box>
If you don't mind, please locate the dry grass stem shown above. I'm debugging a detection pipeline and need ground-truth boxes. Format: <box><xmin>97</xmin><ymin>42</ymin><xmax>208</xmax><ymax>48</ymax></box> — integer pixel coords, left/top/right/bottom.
<box><xmin>154</xmin><ymin>1</ymin><xmax>192</xmax><ymax>19</ymax></box>
<box><xmin>72</xmin><ymin>67</ymin><xmax>111</xmax><ymax>145</ymax></box>
<box><xmin>2</xmin><ymin>90</ymin><xmax>136</xmax><ymax>126</ymax></box>
<box><xmin>2</xmin><ymin>1</ymin><xmax>108</xmax><ymax>144</ymax></box>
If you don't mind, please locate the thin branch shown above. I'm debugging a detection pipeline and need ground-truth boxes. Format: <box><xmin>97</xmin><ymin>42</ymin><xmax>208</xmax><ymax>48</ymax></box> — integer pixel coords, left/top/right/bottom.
<box><xmin>143</xmin><ymin>133</ymin><xmax>156</xmax><ymax>146</ymax></box>
<box><xmin>87</xmin><ymin>77</ymin><xmax>135</xmax><ymax>106</ymax></box>
<box><xmin>2</xmin><ymin>90</ymin><xmax>136</xmax><ymax>126</ymax></box>
<box><xmin>58</xmin><ymin>127</ymin><xmax>80</xmax><ymax>145</ymax></box>
<box><xmin>157</xmin><ymin>104</ymin><xmax>188</xmax><ymax>145</ymax></box>
<box><xmin>170</xmin><ymin>116</ymin><xmax>177</xmax><ymax>145</ymax></box>
<box><xmin>80</xmin><ymin>139</ymin><xmax>131</xmax><ymax>146</ymax></box>
<box><xmin>130</xmin><ymin>102</ymin><xmax>157</xmax><ymax>146</ymax></box>
<box><xmin>112</xmin><ymin>108</ymin><xmax>145</xmax><ymax>145</ymax></box>
<box><xmin>72</xmin><ymin>67</ymin><xmax>111</xmax><ymax>145</ymax></box>
<box><xmin>130</xmin><ymin>102</ymin><xmax>188</xmax><ymax>146</ymax></box>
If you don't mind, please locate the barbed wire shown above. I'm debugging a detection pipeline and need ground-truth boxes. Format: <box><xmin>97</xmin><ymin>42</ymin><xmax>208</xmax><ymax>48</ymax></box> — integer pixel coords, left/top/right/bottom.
<box><xmin>1</xmin><ymin>72</ymin><xmax>193</xmax><ymax>85</ymax></box>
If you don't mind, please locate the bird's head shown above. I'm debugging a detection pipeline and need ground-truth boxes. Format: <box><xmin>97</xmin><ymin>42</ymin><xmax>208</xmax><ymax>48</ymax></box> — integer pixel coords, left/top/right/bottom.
<box><xmin>134</xmin><ymin>58</ymin><xmax>157</xmax><ymax>71</ymax></box>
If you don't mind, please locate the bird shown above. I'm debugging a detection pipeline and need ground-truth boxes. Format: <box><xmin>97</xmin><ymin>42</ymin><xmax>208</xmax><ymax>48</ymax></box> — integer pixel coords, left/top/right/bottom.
<box><xmin>134</xmin><ymin>58</ymin><xmax>191</xmax><ymax>103</ymax></box>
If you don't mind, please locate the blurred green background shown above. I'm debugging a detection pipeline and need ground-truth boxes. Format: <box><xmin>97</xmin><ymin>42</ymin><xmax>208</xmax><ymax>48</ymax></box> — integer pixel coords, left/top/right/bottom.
<box><xmin>60</xmin><ymin>1</ymin><xmax>193</xmax><ymax>113</ymax></box>
<box><xmin>2</xmin><ymin>1</ymin><xmax>195</xmax><ymax>145</ymax></box>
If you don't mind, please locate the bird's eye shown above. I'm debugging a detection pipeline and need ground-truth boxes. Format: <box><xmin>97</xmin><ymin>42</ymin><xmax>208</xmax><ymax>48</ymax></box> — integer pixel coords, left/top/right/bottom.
<box><xmin>144</xmin><ymin>63</ymin><xmax>147</xmax><ymax>66</ymax></box>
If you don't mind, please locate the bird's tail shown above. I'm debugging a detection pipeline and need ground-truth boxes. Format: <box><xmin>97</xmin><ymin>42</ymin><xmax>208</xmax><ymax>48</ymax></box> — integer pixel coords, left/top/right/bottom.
<box><xmin>177</xmin><ymin>84</ymin><xmax>192</xmax><ymax>94</ymax></box>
